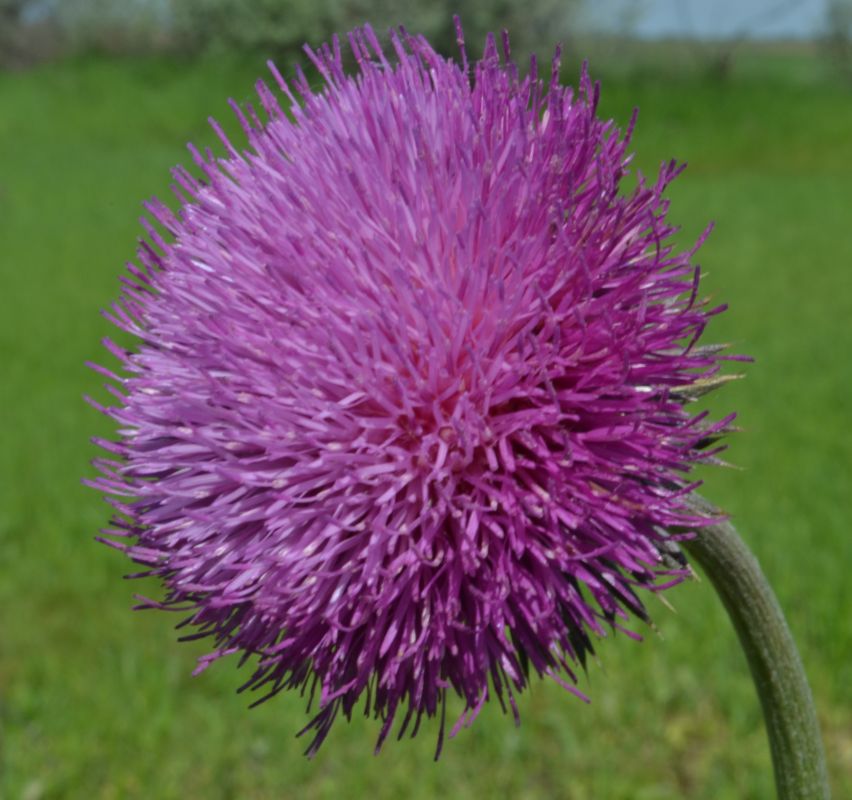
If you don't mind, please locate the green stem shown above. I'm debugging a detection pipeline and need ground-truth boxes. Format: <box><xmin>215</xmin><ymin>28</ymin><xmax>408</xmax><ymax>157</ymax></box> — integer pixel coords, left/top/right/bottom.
<box><xmin>682</xmin><ymin>496</ymin><xmax>830</xmax><ymax>799</ymax></box>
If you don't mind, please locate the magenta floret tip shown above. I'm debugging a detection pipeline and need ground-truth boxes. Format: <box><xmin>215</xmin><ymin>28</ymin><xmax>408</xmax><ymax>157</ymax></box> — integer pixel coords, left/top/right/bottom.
<box><xmin>89</xmin><ymin>22</ymin><xmax>740</xmax><ymax>757</ymax></box>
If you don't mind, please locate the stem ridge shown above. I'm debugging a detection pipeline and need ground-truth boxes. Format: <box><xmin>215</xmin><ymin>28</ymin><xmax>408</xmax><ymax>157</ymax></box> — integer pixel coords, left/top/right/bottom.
<box><xmin>684</xmin><ymin>495</ymin><xmax>830</xmax><ymax>799</ymax></box>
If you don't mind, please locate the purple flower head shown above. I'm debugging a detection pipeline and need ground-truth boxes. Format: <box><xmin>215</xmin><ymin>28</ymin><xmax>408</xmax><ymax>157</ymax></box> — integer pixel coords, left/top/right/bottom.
<box><xmin>89</xmin><ymin>21</ymin><xmax>739</xmax><ymax>757</ymax></box>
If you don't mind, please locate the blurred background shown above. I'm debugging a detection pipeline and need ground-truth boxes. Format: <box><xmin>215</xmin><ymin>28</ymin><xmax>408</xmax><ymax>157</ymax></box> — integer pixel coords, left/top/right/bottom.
<box><xmin>1</xmin><ymin>1</ymin><xmax>850</xmax><ymax>798</ymax></box>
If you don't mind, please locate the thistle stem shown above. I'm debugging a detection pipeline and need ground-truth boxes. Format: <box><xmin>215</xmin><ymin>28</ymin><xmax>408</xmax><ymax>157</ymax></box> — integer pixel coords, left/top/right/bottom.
<box><xmin>683</xmin><ymin>496</ymin><xmax>830</xmax><ymax>799</ymax></box>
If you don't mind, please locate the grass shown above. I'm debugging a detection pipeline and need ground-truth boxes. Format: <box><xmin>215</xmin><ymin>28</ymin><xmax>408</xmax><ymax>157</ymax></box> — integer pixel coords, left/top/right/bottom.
<box><xmin>1</xmin><ymin>46</ymin><xmax>850</xmax><ymax>799</ymax></box>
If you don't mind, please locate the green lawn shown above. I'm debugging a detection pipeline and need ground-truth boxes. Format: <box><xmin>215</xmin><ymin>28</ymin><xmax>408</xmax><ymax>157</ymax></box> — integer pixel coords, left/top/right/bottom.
<box><xmin>1</xmin><ymin>47</ymin><xmax>850</xmax><ymax>799</ymax></box>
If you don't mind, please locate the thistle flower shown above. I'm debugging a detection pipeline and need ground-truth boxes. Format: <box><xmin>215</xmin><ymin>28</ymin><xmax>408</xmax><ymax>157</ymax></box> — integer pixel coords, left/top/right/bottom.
<box><xmin>89</xmin><ymin>21</ymin><xmax>737</xmax><ymax>757</ymax></box>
